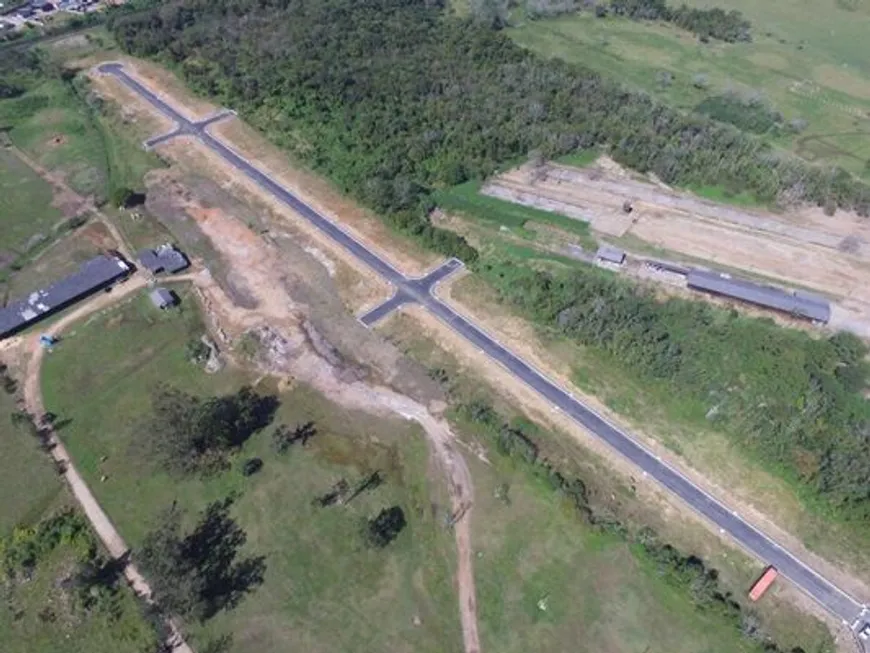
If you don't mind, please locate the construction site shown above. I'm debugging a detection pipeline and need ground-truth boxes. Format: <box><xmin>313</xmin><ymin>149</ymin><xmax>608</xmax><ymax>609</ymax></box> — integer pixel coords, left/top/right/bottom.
<box><xmin>482</xmin><ymin>158</ymin><xmax>870</xmax><ymax>336</ymax></box>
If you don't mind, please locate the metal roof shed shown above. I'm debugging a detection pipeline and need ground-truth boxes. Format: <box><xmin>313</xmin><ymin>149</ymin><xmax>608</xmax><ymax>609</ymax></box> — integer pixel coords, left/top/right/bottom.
<box><xmin>686</xmin><ymin>269</ymin><xmax>830</xmax><ymax>323</ymax></box>
<box><xmin>0</xmin><ymin>255</ymin><xmax>131</xmax><ymax>338</ymax></box>
<box><xmin>149</xmin><ymin>287</ymin><xmax>177</xmax><ymax>309</ymax></box>
<box><xmin>596</xmin><ymin>245</ymin><xmax>625</xmax><ymax>265</ymax></box>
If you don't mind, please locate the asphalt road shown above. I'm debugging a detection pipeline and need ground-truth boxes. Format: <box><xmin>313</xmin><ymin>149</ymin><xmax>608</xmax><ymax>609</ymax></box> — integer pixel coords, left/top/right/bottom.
<box><xmin>100</xmin><ymin>62</ymin><xmax>869</xmax><ymax>629</ymax></box>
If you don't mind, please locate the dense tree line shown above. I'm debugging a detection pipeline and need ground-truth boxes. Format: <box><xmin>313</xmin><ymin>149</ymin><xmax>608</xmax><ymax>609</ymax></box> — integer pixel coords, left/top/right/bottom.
<box><xmin>108</xmin><ymin>0</ymin><xmax>870</xmax><ymax>264</ymax></box>
<box><xmin>605</xmin><ymin>0</ymin><xmax>751</xmax><ymax>42</ymax></box>
<box><xmin>476</xmin><ymin>260</ymin><xmax>870</xmax><ymax>520</ymax></box>
<box><xmin>141</xmin><ymin>385</ymin><xmax>278</xmax><ymax>475</ymax></box>
<box><xmin>695</xmin><ymin>92</ymin><xmax>783</xmax><ymax>135</ymax></box>
<box><xmin>137</xmin><ymin>498</ymin><xmax>266</xmax><ymax>623</ymax></box>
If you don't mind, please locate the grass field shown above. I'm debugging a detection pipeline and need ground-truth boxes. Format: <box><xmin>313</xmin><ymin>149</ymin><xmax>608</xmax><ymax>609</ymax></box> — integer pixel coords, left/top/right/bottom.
<box><xmin>0</xmin><ymin>389</ymin><xmax>64</xmax><ymax>538</ymax></box>
<box><xmin>508</xmin><ymin>0</ymin><xmax>870</xmax><ymax>176</ymax></box>
<box><xmin>36</xmin><ymin>286</ymin><xmax>834</xmax><ymax>653</ymax></box>
<box><xmin>434</xmin><ymin>181</ymin><xmax>598</xmax><ymax>250</ymax></box>
<box><xmin>40</xmin><ymin>288</ymin><xmax>464</xmax><ymax>652</ymax></box>
<box><xmin>0</xmin><ymin>149</ymin><xmax>64</xmax><ymax>261</ymax></box>
<box><xmin>380</xmin><ymin>313</ymin><xmax>834</xmax><ymax>653</ymax></box>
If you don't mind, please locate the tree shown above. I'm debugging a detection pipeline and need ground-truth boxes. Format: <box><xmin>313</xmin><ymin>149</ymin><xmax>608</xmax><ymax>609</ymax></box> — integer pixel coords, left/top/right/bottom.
<box><xmin>142</xmin><ymin>385</ymin><xmax>279</xmax><ymax>475</ymax></box>
<box><xmin>470</xmin><ymin>0</ymin><xmax>508</xmax><ymax>28</ymax></box>
<box><xmin>366</xmin><ymin>506</ymin><xmax>407</xmax><ymax>548</ymax></box>
<box><xmin>137</xmin><ymin>498</ymin><xmax>266</xmax><ymax>622</ymax></box>
<box><xmin>241</xmin><ymin>457</ymin><xmax>263</xmax><ymax>476</ymax></box>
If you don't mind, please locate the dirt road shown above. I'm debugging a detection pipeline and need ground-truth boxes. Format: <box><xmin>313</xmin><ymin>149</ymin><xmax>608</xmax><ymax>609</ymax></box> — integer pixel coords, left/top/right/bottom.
<box><xmin>18</xmin><ymin>274</ymin><xmax>193</xmax><ymax>653</ymax></box>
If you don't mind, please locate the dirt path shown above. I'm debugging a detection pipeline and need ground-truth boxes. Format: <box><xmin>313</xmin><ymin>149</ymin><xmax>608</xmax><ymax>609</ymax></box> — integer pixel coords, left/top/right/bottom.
<box><xmin>18</xmin><ymin>274</ymin><xmax>193</xmax><ymax>653</ymax></box>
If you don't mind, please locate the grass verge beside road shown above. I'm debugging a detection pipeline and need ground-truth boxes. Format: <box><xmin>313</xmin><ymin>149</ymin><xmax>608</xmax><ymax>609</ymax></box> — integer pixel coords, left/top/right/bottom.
<box><xmin>379</xmin><ymin>312</ymin><xmax>835</xmax><ymax>653</ymax></box>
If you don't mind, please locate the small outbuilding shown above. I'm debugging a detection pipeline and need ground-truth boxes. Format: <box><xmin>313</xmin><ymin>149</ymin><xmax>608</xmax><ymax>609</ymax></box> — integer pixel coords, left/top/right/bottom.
<box><xmin>149</xmin><ymin>287</ymin><xmax>177</xmax><ymax>310</ymax></box>
<box><xmin>596</xmin><ymin>244</ymin><xmax>626</xmax><ymax>265</ymax></box>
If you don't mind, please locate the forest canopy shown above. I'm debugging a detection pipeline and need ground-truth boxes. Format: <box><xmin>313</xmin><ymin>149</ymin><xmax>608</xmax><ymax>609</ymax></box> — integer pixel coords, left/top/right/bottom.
<box><xmin>110</xmin><ymin>0</ymin><xmax>870</xmax><ymax>263</ymax></box>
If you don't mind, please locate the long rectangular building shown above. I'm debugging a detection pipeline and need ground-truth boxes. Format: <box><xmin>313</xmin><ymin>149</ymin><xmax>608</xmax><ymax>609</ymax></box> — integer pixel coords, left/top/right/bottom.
<box><xmin>686</xmin><ymin>269</ymin><xmax>830</xmax><ymax>323</ymax></box>
<box><xmin>0</xmin><ymin>254</ymin><xmax>131</xmax><ymax>338</ymax></box>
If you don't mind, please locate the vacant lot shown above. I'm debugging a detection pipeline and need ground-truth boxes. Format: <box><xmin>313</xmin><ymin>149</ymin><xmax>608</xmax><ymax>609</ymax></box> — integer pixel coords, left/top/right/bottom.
<box><xmin>39</xmin><ymin>288</ymin><xmax>464</xmax><ymax>653</ymax></box>
<box><xmin>482</xmin><ymin>160</ymin><xmax>870</xmax><ymax>332</ymax></box>
<box><xmin>0</xmin><ymin>149</ymin><xmax>64</xmax><ymax>262</ymax></box>
<box><xmin>379</xmin><ymin>313</ymin><xmax>835</xmax><ymax>653</ymax></box>
<box><xmin>509</xmin><ymin>0</ymin><xmax>870</xmax><ymax>176</ymax></box>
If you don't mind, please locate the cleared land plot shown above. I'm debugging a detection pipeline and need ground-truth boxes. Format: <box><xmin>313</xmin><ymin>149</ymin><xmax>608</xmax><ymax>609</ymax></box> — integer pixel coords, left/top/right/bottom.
<box><xmin>507</xmin><ymin>1</ymin><xmax>870</xmax><ymax>176</ymax></box>
<box><xmin>379</xmin><ymin>312</ymin><xmax>835</xmax><ymax>653</ymax></box>
<box><xmin>433</xmin><ymin>180</ymin><xmax>598</xmax><ymax>250</ymax></box>
<box><xmin>485</xmin><ymin>162</ymin><xmax>870</xmax><ymax>324</ymax></box>
<box><xmin>0</xmin><ymin>149</ymin><xmax>64</xmax><ymax>259</ymax></box>
<box><xmin>38</xmin><ymin>289</ymin><xmax>464</xmax><ymax>653</ymax></box>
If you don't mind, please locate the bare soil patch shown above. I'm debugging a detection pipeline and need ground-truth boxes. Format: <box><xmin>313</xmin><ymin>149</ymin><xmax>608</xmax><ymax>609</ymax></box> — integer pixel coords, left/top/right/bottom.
<box><xmin>78</xmin><ymin>221</ymin><xmax>118</xmax><ymax>251</ymax></box>
<box><xmin>138</xmin><ymin>165</ymin><xmax>480</xmax><ymax>653</ymax></box>
<box><xmin>209</xmin><ymin>118</ymin><xmax>439</xmax><ymax>275</ymax></box>
<box><xmin>151</xmin><ymin>139</ymin><xmax>394</xmax><ymax>313</ymax></box>
<box><xmin>486</xmin><ymin>160</ymin><xmax>870</xmax><ymax>325</ymax></box>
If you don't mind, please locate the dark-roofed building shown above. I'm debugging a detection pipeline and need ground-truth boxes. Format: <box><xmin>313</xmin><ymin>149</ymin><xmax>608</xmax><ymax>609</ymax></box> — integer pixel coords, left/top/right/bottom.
<box><xmin>137</xmin><ymin>244</ymin><xmax>188</xmax><ymax>274</ymax></box>
<box><xmin>0</xmin><ymin>254</ymin><xmax>131</xmax><ymax>338</ymax></box>
<box><xmin>686</xmin><ymin>269</ymin><xmax>831</xmax><ymax>323</ymax></box>
<box><xmin>149</xmin><ymin>287</ymin><xmax>177</xmax><ymax>310</ymax></box>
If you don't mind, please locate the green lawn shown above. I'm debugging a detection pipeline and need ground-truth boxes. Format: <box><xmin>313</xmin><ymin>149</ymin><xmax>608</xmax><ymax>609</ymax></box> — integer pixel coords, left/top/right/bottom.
<box><xmin>40</xmin><ymin>287</ymin><xmax>463</xmax><ymax>652</ymax></box>
<box><xmin>0</xmin><ymin>149</ymin><xmax>64</xmax><ymax>261</ymax></box>
<box><xmin>0</xmin><ymin>389</ymin><xmax>64</xmax><ymax>538</ymax></box>
<box><xmin>508</xmin><ymin>1</ymin><xmax>870</xmax><ymax>176</ymax></box>
<box><xmin>434</xmin><ymin>181</ymin><xmax>598</xmax><ymax>249</ymax></box>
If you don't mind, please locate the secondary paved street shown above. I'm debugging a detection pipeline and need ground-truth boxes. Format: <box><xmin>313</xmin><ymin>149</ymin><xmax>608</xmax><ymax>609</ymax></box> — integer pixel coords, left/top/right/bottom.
<box><xmin>98</xmin><ymin>62</ymin><xmax>869</xmax><ymax>632</ymax></box>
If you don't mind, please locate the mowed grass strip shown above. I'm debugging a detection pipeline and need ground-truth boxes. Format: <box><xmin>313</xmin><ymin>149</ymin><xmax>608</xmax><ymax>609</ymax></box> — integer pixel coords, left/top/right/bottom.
<box><xmin>40</xmin><ymin>287</ymin><xmax>463</xmax><ymax>653</ymax></box>
<box><xmin>0</xmin><ymin>390</ymin><xmax>64</xmax><ymax>538</ymax></box>
<box><xmin>0</xmin><ymin>149</ymin><xmax>63</xmax><ymax>256</ymax></box>
<box><xmin>434</xmin><ymin>180</ymin><xmax>597</xmax><ymax>248</ymax></box>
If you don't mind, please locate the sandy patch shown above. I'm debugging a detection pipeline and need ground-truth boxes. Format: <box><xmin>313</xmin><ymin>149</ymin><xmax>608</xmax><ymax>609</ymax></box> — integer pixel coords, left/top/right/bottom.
<box><xmin>814</xmin><ymin>63</ymin><xmax>870</xmax><ymax>101</ymax></box>
<box><xmin>209</xmin><ymin>118</ymin><xmax>440</xmax><ymax>275</ymax></box>
<box><xmin>156</xmin><ymin>136</ymin><xmax>394</xmax><ymax>311</ymax></box>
